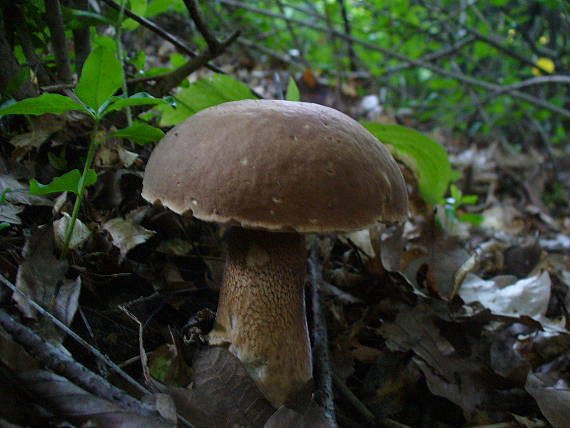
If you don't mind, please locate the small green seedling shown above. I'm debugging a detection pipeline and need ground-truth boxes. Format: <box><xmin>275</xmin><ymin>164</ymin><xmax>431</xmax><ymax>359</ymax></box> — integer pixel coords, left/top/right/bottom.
<box><xmin>0</xmin><ymin>37</ymin><xmax>167</xmax><ymax>256</ymax></box>
<box><xmin>286</xmin><ymin>76</ymin><xmax>300</xmax><ymax>102</ymax></box>
<box><xmin>444</xmin><ymin>184</ymin><xmax>484</xmax><ymax>226</ymax></box>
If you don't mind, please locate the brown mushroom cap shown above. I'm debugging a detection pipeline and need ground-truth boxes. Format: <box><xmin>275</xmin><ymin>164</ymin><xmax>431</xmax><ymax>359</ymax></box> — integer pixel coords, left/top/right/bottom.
<box><xmin>142</xmin><ymin>100</ymin><xmax>408</xmax><ymax>232</ymax></box>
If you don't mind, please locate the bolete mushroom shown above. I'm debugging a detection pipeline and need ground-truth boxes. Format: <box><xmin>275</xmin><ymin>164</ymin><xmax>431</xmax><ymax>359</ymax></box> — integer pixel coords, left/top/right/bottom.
<box><xmin>142</xmin><ymin>100</ymin><xmax>408</xmax><ymax>407</ymax></box>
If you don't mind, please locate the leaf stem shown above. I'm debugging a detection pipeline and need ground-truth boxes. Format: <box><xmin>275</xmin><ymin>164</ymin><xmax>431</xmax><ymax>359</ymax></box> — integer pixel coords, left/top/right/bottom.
<box><xmin>61</xmin><ymin>117</ymin><xmax>101</xmax><ymax>258</ymax></box>
<box><xmin>115</xmin><ymin>0</ymin><xmax>132</xmax><ymax>126</ymax></box>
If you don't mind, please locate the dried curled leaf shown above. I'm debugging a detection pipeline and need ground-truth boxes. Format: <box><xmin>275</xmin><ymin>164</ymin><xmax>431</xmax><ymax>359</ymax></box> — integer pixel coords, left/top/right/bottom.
<box><xmin>526</xmin><ymin>373</ymin><xmax>570</xmax><ymax>428</ymax></box>
<box><xmin>14</xmin><ymin>225</ymin><xmax>81</xmax><ymax>344</ymax></box>
<box><xmin>166</xmin><ymin>347</ymin><xmax>275</xmax><ymax>427</ymax></box>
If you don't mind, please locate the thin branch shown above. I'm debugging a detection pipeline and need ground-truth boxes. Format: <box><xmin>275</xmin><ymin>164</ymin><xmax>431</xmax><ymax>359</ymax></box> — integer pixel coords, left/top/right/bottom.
<box><xmin>0</xmin><ymin>309</ymin><xmax>161</xmax><ymax>420</ymax></box>
<box><xmin>100</xmin><ymin>0</ymin><xmax>224</xmax><ymax>74</ymax></box>
<box><xmin>337</xmin><ymin>0</ymin><xmax>358</xmax><ymax>71</ymax></box>
<box><xmin>332</xmin><ymin>373</ymin><xmax>376</xmax><ymax>425</ymax></box>
<box><xmin>144</xmin><ymin>0</ymin><xmax>241</xmax><ymax>95</ymax></box>
<box><xmin>217</xmin><ymin>0</ymin><xmax>570</xmax><ymax>119</ymax></box>
<box><xmin>72</xmin><ymin>0</ymin><xmax>91</xmax><ymax>74</ymax></box>
<box><xmin>237</xmin><ymin>37</ymin><xmax>305</xmax><ymax>69</ymax></box>
<box><xmin>425</xmin><ymin>3</ymin><xmax>552</xmax><ymax>75</ymax></box>
<box><xmin>44</xmin><ymin>0</ymin><xmax>73</xmax><ymax>83</ymax></box>
<box><xmin>309</xmin><ymin>240</ymin><xmax>337</xmax><ymax>427</ymax></box>
<box><xmin>183</xmin><ymin>0</ymin><xmax>237</xmax><ymax>55</ymax></box>
<box><xmin>204</xmin><ymin>1</ymin><xmax>306</xmax><ymax>70</ymax></box>
<box><xmin>332</xmin><ymin>373</ymin><xmax>411</xmax><ymax>428</ymax></box>
<box><xmin>101</xmin><ymin>0</ymin><xmax>247</xmax><ymax>98</ymax></box>
<box><xmin>274</xmin><ymin>0</ymin><xmax>310</xmax><ymax>67</ymax></box>
<box><xmin>0</xmin><ymin>273</ymin><xmax>195</xmax><ymax>426</ymax></box>
<box><xmin>0</xmin><ymin>273</ymin><xmax>150</xmax><ymax>397</ymax></box>
<box><xmin>383</xmin><ymin>35</ymin><xmax>475</xmax><ymax>76</ymax></box>
<box><xmin>492</xmin><ymin>74</ymin><xmax>570</xmax><ymax>94</ymax></box>
<box><xmin>149</xmin><ymin>31</ymin><xmax>241</xmax><ymax>96</ymax></box>
<box><xmin>322</xmin><ymin>0</ymin><xmax>344</xmax><ymax>108</ymax></box>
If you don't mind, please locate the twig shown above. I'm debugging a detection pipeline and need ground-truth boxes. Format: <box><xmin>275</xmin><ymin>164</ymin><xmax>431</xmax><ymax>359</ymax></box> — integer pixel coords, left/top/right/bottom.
<box><xmin>337</xmin><ymin>0</ymin><xmax>358</xmax><ymax>71</ymax></box>
<box><xmin>217</xmin><ymin>0</ymin><xmax>570</xmax><ymax>119</ymax></box>
<box><xmin>204</xmin><ymin>2</ymin><xmax>306</xmax><ymax>70</ymax></box>
<box><xmin>308</xmin><ymin>240</ymin><xmax>337</xmax><ymax>427</ymax></box>
<box><xmin>0</xmin><ymin>273</ymin><xmax>195</xmax><ymax>426</ymax></box>
<box><xmin>146</xmin><ymin>0</ymin><xmax>241</xmax><ymax>96</ymax></box>
<box><xmin>275</xmin><ymin>0</ymin><xmax>310</xmax><ymax>68</ymax></box>
<box><xmin>492</xmin><ymin>75</ymin><xmax>570</xmax><ymax>94</ymax></box>
<box><xmin>71</xmin><ymin>0</ymin><xmax>91</xmax><ymax>74</ymax></box>
<box><xmin>383</xmin><ymin>36</ymin><xmax>475</xmax><ymax>76</ymax></box>
<box><xmin>425</xmin><ymin>3</ymin><xmax>553</xmax><ymax>75</ymax></box>
<box><xmin>44</xmin><ymin>0</ymin><xmax>73</xmax><ymax>83</ymax></box>
<box><xmin>149</xmin><ymin>32</ymin><xmax>241</xmax><ymax>96</ymax></box>
<box><xmin>0</xmin><ymin>273</ymin><xmax>149</xmax><ymax>395</ymax></box>
<box><xmin>332</xmin><ymin>372</ymin><xmax>375</xmax><ymax>424</ymax></box>
<box><xmin>0</xmin><ymin>308</ymin><xmax>161</xmax><ymax>420</ymax></box>
<box><xmin>332</xmin><ymin>372</ymin><xmax>410</xmax><ymax>428</ymax></box>
<box><xmin>237</xmin><ymin>37</ymin><xmax>305</xmax><ymax>69</ymax></box>
<box><xmin>115</xmin><ymin>0</ymin><xmax>133</xmax><ymax>126</ymax></box>
<box><xmin>100</xmin><ymin>0</ymin><xmax>227</xmax><ymax>75</ymax></box>
<box><xmin>101</xmin><ymin>0</ymin><xmax>243</xmax><ymax>97</ymax></box>
<box><xmin>322</xmin><ymin>0</ymin><xmax>344</xmax><ymax>109</ymax></box>
<box><xmin>184</xmin><ymin>0</ymin><xmax>239</xmax><ymax>56</ymax></box>
<box><xmin>100</xmin><ymin>0</ymin><xmax>198</xmax><ymax>59</ymax></box>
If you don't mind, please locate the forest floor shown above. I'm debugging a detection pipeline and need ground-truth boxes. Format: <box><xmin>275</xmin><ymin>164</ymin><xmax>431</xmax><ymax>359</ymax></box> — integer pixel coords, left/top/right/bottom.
<box><xmin>1</xmin><ymin>41</ymin><xmax>569</xmax><ymax>428</ymax></box>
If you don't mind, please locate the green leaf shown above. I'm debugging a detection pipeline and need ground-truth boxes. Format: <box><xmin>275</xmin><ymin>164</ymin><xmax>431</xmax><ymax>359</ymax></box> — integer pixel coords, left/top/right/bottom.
<box><xmin>170</xmin><ymin>52</ymin><xmax>186</xmax><ymax>68</ymax></box>
<box><xmin>0</xmin><ymin>223</ymin><xmax>9</xmax><ymax>232</ymax></box>
<box><xmin>146</xmin><ymin>0</ymin><xmax>185</xmax><ymax>17</ymax></box>
<box><xmin>0</xmin><ymin>94</ymin><xmax>85</xmax><ymax>117</ymax></box>
<box><xmin>450</xmin><ymin>184</ymin><xmax>462</xmax><ymax>203</ymax></box>
<box><xmin>461</xmin><ymin>194</ymin><xmax>479</xmax><ymax>205</ymax></box>
<box><xmin>123</xmin><ymin>0</ymin><xmax>147</xmax><ymax>30</ymax></box>
<box><xmin>75</xmin><ymin>43</ymin><xmax>124</xmax><ymax>112</ymax></box>
<box><xmin>29</xmin><ymin>169</ymin><xmax>97</xmax><ymax>195</ymax></box>
<box><xmin>159</xmin><ymin>74</ymin><xmax>256</xmax><ymax>126</ymax></box>
<box><xmin>363</xmin><ymin>123</ymin><xmax>451</xmax><ymax>206</ymax></box>
<box><xmin>48</xmin><ymin>148</ymin><xmax>68</xmax><ymax>171</ymax></box>
<box><xmin>458</xmin><ymin>213</ymin><xmax>484</xmax><ymax>226</ymax></box>
<box><xmin>4</xmin><ymin>67</ymin><xmax>31</xmax><ymax>98</ymax></box>
<box><xmin>130</xmin><ymin>51</ymin><xmax>146</xmax><ymax>71</ymax></box>
<box><xmin>111</xmin><ymin>121</ymin><xmax>165</xmax><ymax>145</ymax></box>
<box><xmin>92</xmin><ymin>34</ymin><xmax>118</xmax><ymax>51</ymax></box>
<box><xmin>64</xmin><ymin>8</ymin><xmax>115</xmax><ymax>28</ymax></box>
<box><xmin>286</xmin><ymin>77</ymin><xmax>300</xmax><ymax>101</ymax></box>
<box><xmin>104</xmin><ymin>92</ymin><xmax>168</xmax><ymax>116</ymax></box>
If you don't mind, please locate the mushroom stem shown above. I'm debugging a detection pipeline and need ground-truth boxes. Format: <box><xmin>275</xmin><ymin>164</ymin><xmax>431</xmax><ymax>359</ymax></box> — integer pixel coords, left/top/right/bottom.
<box><xmin>208</xmin><ymin>227</ymin><xmax>312</xmax><ymax>407</ymax></box>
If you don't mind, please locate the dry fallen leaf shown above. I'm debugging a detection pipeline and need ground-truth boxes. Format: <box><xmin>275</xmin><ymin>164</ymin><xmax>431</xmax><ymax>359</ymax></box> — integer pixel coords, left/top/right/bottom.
<box><xmin>380</xmin><ymin>304</ymin><xmax>524</xmax><ymax>422</ymax></box>
<box><xmin>459</xmin><ymin>271</ymin><xmax>562</xmax><ymax>330</ymax></box>
<box><xmin>0</xmin><ymin>173</ymin><xmax>52</xmax><ymax>207</ymax></box>
<box><xmin>13</xmin><ymin>225</ymin><xmax>81</xmax><ymax>344</ymax></box>
<box><xmin>166</xmin><ymin>347</ymin><xmax>275</xmax><ymax>427</ymax></box>
<box><xmin>263</xmin><ymin>399</ymin><xmax>333</xmax><ymax>428</ymax></box>
<box><xmin>526</xmin><ymin>372</ymin><xmax>570</xmax><ymax>428</ymax></box>
<box><xmin>104</xmin><ymin>215</ymin><xmax>156</xmax><ymax>260</ymax></box>
<box><xmin>53</xmin><ymin>212</ymin><xmax>91</xmax><ymax>250</ymax></box>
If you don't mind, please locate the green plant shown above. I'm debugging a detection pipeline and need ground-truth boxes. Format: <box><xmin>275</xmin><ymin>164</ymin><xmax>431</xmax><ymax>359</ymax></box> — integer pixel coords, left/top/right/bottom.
<box><xmin>0</xmin><ymin>37</ymin><xmax>167</xmax><ymax>257</ymax></box>
<box><xmin>443</xmin><ymin>184</ymin><xmax>484</xmax><ymax>226</ymax></box>
<box><xmin>363</xmin><ymin>122</ymin><xmax>452</xmax><ymax>206</ymax></box>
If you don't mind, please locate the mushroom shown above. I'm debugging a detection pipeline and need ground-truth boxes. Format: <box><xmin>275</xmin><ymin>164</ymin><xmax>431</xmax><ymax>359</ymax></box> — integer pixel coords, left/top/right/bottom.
<box><xmin>142</xmin><ymin>100</ymin><xmax>408</xmax><ymax>407</ymax></box>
